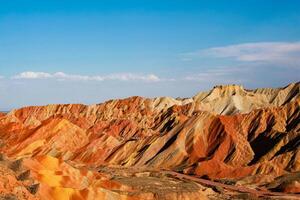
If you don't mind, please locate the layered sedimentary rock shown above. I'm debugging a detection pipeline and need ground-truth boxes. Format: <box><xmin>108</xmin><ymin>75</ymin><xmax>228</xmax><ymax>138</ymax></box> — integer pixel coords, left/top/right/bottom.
<box><xmin>0</xmin><ymin>82</ymin><xmax>299</xmax><ymax>199</ymax></box>
<box><xmin>0</xmin><ymin>154</ymin><xmax>39</xmax><ymax>200</ymax></box>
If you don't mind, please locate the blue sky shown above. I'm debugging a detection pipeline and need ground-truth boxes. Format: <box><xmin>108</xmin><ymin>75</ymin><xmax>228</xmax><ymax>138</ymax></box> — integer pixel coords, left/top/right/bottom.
<box><xmin>0</xmin><ymin>0</ymin><xmax>300</xmax><ymax>110</ymax></box>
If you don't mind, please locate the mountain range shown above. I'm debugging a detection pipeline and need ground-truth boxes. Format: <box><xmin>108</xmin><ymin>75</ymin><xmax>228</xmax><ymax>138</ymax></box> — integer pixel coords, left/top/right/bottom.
<box><xmin>0</xmin><ymin>82</ymin><xmax>299</xmax><ymax>200</ymax></box>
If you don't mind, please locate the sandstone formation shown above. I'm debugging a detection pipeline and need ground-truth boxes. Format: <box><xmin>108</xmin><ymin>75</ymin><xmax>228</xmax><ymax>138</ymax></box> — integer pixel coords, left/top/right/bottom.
<box><xmin>0</xmin><ymin>112</ymin><xmax>6</xmax><ymax>118</ymax></box>
<box><xmin>0</xmin><ymin>82</ymin><xmax>299</xmax><ymax>199</ymax></box>
<box><xmin>0</xmin><ymin>154</ymin><xmax>39</xmax><ymax>200</ymax></box>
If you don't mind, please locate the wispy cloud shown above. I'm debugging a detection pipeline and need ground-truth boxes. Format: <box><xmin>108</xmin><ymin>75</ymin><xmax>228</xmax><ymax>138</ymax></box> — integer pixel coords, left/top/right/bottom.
<box><xmin>183</xmin><ymin>67</ymin><xmax>247</xmax><ymax>83</ymax></box>
<box><xmin>182</xmin><ymin>41</ymin><xmax>300</xmax><ymax>65</ymax></box>
<box><xmin>12</xmin><ymin>71</ymin><xmax>161</xmax><ymax>82</ymax></box>
<box><xmin>13</xmin><ymin>72</ymin><xmax>52</xmax><ymax>79</ymax></box>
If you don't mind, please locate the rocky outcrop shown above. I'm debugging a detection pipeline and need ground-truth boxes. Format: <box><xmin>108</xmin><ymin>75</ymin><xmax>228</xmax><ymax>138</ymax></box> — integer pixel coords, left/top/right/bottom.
<box><xmin>0</xmin><ymin>154</ymin><xmax>39</xmax><ymax>200</ymax></box>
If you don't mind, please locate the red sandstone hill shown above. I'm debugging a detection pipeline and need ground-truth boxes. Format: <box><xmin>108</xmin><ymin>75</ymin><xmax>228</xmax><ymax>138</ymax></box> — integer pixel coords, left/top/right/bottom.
<box><xmin>0</xmin><ymin>82</ymin><xmax>299</xmax><ymax>200</ymax></box>
<box><xmin>0</xmin><ymin>112</ymin><xmax>6</xmax><ymax>118</ymax></box>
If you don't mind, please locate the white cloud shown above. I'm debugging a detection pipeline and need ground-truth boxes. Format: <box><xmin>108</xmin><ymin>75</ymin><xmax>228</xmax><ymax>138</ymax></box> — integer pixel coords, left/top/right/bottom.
<box><xmin>101</xmin><ymin>73</ymin><xmax>160</xmax><ymax>81</ymax></box>
<box><xmin>13</xmin><ymin>72</ymin><xmax>52</xmax><ymax>79</ymax></box>
<box><xmin>184</xmin><ymin>67</ymin><xmax>247</xmax><ymax>83</ymax></box>
<box><xmin>0</xmin><ymin>75</ymin><xmax>4</xmax><ymax>79</ymax></box>
<box><xmin>182</xmin><ymin>41</ymin><xmax>300</xmax><ymax>65</ymax></box>
<box><xmin>12</xmin><ymin>71</ymin><xmax>161</xmax><ymax>82</ymax></box>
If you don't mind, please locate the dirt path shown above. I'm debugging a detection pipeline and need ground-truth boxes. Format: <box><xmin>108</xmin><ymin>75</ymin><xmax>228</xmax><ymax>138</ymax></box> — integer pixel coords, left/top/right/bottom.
<box><xmin>164</xmin><ymin>170</ymin><xmax>300</xmax><ymax>199</ymax></box>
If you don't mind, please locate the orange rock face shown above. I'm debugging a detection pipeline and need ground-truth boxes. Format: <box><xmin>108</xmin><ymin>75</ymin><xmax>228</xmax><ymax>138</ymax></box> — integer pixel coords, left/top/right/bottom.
<box><xmin>0</xmin><ymin>112</ymin><xmax>6</xmax><ymax>118</ymax></box>
<box><xmin>0</xmin><ymin>82</ymin><xmax>299</xmax><ymax>199</ymax></box>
